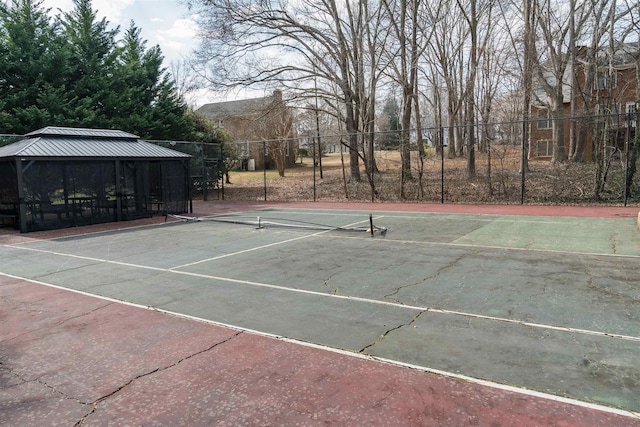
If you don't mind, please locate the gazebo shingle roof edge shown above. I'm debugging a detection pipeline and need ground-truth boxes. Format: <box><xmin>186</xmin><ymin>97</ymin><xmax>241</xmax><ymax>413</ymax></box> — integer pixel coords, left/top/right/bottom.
<box><xmin>0</xmin><ymin>126</ymin><xmax>191</xmax><ymax>160</ymax></box>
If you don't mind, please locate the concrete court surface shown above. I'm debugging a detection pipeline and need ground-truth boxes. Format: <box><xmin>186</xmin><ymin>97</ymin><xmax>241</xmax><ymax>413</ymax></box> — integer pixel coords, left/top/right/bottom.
<box><xmin>1</xmin><ymin>201</ymin><xmax>640</xmax><ymax>426</ymax></box>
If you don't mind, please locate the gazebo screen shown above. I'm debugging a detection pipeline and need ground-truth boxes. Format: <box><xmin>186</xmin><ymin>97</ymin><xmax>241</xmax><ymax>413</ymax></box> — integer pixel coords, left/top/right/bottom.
<box><xmin>15</xmin><ymin>159</ymin><xmax>189</xmax><ymax>231</ymax></box>
<box><xmin>0</xmin><ymin>162</ymin><xmax>18</xmax><ymax>227</ymax></box>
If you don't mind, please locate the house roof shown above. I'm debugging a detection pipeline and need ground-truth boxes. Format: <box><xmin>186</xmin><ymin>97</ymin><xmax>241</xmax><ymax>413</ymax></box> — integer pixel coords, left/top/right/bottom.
<box><xmin>0</xmin><ymin>127</ymin><xmax>191</xmax><ymax>160</ymax></box>
<box><xmin>197</xmin><ymin>90</ymin><xmax>282</xmax><ymax>119</ymax></box>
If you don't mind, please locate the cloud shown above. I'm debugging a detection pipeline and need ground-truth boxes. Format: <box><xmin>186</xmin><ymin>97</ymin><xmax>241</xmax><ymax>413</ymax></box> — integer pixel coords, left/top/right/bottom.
<box><xmin>154</xmin><ymin>17</ymin><xmax>199</xmax><ymax>57</ymax></box>
<box><xmin>41</xmin><ymin>0</ymin><xmax>74</xmax><ymax>14</ymax></box>
<box><xmin>40</xmin><ymin>0</ymin><xmax>199</xmax><ymax>67</ymax></box>
<box><xmin>41</xmin><ymin>0</ymin><xmax>133</xmax><ymax>25</ymax></box>
<box><xmin>92</xmin><ymin>0</ymin><xmax>136</xmax><ymax>25</ymax></box>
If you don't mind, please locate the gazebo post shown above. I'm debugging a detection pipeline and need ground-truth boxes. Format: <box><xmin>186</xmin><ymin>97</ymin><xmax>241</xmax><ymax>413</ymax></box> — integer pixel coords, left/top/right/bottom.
<box><xmin>115</xmin><ymin>160</ymin><xmax>122</xmax><ymax>222</ymax></box>
<box><xmin>15</xmin><ymin>158</ymin><xmax>27</xmax><ymax>233</ymax></box>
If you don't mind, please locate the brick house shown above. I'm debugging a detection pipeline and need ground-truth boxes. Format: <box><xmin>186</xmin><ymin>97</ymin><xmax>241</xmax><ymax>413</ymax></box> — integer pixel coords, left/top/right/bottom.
<box><xmin>197</xmin><ymin>90</ymin><xmax>297</xmax><ymax>171</ymax></box>
<box><xmin>530</xmin><ymin>43</ymin><xmax>638</xmax><ymax>160</ymax></box>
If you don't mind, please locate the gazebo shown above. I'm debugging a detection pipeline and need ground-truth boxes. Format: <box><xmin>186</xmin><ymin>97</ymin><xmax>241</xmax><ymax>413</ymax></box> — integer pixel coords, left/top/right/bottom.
<box><xmin>0</xmin><ymin>127</ymin><xmax>191</xmax><ymax>233</ymax></box>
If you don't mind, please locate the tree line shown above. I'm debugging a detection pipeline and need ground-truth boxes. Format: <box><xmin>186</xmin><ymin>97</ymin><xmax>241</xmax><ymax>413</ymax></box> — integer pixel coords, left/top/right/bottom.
<box><xmin>0</xmin><ymin>0</ymin><xmax>212</xmax><ymax>141</ymax></box>
<box><xmin>184</xmin><ymin>0</ymin><xmax>640</xmax><ymax>195</ymax></box>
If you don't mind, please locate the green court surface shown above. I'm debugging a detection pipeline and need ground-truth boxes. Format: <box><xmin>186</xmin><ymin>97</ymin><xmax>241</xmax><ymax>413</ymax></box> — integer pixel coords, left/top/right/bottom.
<box><xmin>1</xmin><ymin>208</ymin><xmax>639</xmax><ymax>415</ymax></box>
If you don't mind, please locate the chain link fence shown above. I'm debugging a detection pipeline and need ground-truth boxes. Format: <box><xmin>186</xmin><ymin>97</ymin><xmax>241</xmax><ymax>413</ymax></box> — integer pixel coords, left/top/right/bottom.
<box><xmin>3</xmin><ymin>112</ymin><xmax>639</xmax><ymax>207</ymax></box>
<box><xmin>150</xmin><ymin>140</ymin><xmax>224</xmax><ymax>202</ymax></box>
<box><xmin>218</xmin><ymin>112</ymin><xmax>640</xmax><ymax>206</ymax></box>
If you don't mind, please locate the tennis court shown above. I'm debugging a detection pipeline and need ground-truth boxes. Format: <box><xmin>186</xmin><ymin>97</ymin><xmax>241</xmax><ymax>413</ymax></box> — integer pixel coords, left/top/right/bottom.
<box><xmin>1</xmin><ymin>202</ymin><xmax>640</xmax><ymax>424</ymax></box>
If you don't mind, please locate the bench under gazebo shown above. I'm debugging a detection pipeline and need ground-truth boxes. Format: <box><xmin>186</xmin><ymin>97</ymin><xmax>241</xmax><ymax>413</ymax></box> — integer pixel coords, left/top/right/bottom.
<box><xmin>0</xmin><ymin>127</ymin><xmax>191</xmax><ymax>233</ymax></box>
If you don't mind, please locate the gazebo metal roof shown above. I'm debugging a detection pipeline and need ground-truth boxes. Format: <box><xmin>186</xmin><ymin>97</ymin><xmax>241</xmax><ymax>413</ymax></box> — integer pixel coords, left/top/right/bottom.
<box><xmin>0</xmin><ymin>126</ymin><xmax>191</xmax><ymax>159</ymax></box>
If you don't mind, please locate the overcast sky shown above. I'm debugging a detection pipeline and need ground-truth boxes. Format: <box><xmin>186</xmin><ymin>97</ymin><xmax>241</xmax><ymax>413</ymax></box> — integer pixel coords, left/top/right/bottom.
<box><xmin>38</xmin><ymin>1</ymin><xmax>272</xmax><ymax>107</ymax></box>
<box><xmin>41</xmin><ymin>0</ymin><xmax>199</xmax><ymax>65</ymax></box>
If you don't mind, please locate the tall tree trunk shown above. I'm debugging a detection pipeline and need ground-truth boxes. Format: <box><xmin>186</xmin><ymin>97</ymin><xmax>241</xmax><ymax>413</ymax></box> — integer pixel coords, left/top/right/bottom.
<box><xmin>568</xmin><ymin>0</ymin><xmax>579</xmax><ymax>161</ymax></box>
<box><xmin>447</xmin><ymin>100</ymin><xmax>457</xmax><ymax>158</ymax></box>
<box><xmin>344</xmin><ymin>101</ymin><xmax>361</xmax><ymax>181</ymax></box>
<box><xmin>461</xmin><ymin>0</ymin><xmax>478</xmax><ymax>178</ymax></box>
<box><xmin>551</xmin><ymin>90</ymin><xmax>567</xmax><ymax>163</ymax></box>
<box><xmin>520</xmin><ymin>0</ymin><xmax>534</xmax><ymax>173</ymax></box>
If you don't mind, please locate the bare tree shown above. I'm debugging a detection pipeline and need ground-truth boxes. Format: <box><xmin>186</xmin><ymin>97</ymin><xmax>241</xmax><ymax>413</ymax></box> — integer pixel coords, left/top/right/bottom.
<box><xmin>186</xmin><ymin>0</ymin><xmax>390</xmax><ymax>184</ymax></box>
<box><xmin>381</xmin><ymin>0</ymin><xmax>433</xmax><ymax>196</ymax></box>
<box><xmin>571</xmin><ymin>0</ymin><xmax>616</xmax><ymax>162</ymax></box>
<box><xmin>456</xmin><ymin>0</ymin><xmax>480</xmax><ymax>178</ymax></box>
<box><xmin>531</xmin><ymin>0</ymin><xmax>593</xmax><ymax>163</ymax></box>
<box><xmin>254</xmin><ymin>97</ymin><xmax>295</xmax><ymax>177</ymax></box>
<box><xmin>477</xmin><ymin>3</ymin><xmax>517</xmax><ymax>193</ymax></box>
<box><xmin>169</xmin><ymin>58</ymin><xmax>201</xmax><ymax>108</ymax></box>
<box><xmin>620</xmin><ymin>0</ymin><xmax>640</xmax><ymax>195</ymax></box>
<box><xmin>424</xmin><ymin>0</ymin><xmax>468</xmax><ymax>159</ymax></box>
<box><xmin>521</xmin><ymin>0</ymin><xmax>535</xmax><ymax>173</ymax></box>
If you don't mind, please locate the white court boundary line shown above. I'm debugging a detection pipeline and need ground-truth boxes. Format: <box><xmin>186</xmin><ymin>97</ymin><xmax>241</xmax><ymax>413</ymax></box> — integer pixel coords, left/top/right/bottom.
<box><xmin>169</xmin><ymin>216</ymin><xmax>375</xmax><ymax>269</ymax></box>
<box><xmin>251</xmin><ymin>207</ymin><xmax>638</xmax><ymax>225</ymax></box>
<box><xmin>5</xmin><ymin>243</ymin><xmax>640</xmax><ymax>345</ymax></box>
<box><xmin>243</xmin><ymin>209</ymin><xmax>640</xmax><ymax>259</ymax></box>
<box><xmin>326</xmin><ymin>233</ymin><xmax>640</xmax><ymax>259</ymax></box>
<box><xmin>174</xmin><ymin>210</ymin><xmax>640</xmax><ymax>260</ymax></box>
<box><xmin>11</xmin><ymin>210</ymin><xmax>638</xmax><ymax>260</ymax></box>
<box><xmin>1</xmin><ymin>271</ymin><xmax>639</xmax><ymax>421</ymax></box>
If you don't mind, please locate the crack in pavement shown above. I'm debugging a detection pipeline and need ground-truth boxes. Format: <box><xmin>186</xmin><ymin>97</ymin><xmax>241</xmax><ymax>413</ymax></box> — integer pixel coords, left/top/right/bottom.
<box><xmin>0</xmin><ymin>302</ymin><xmax>114</xmax><ymax>345</ymax></box>
<box><xmin>74</xmin><ymin>330</ymin><xmax>244</xmax><ymax>426</ymax></box>
<box><xmin>358</xmin><ymin>310</ymin><xmax>427</xmax><ymax>353</ymax></box>
<box><xmin>384</xmin><ymin>254</ymin><xmax>467</xmax><ymax>304</ymax></box>
<box><xmin>29</xmin><ymin>260</ymin><xmax>105</xmax><ymax>281</ymax></box>
<box><xmin>322</xmin><ymin>270</ymin><xmax>342</xmax><ymax>295</ymax></box>
<box><xmin>0</xmin><ymin>362</ymin><xmax>87</xmax><ymax>405</ymax></box>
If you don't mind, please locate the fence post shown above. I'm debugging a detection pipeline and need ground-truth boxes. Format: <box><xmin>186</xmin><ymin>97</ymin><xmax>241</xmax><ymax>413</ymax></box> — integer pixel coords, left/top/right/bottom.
<box><xmin>441</xmin><ymin>126</ymin><xmax>445</xmax><ymax>204</ymax></box>
<box><xmin>262</xmin><ymin>141</ymin><xmax>267</xmax><ymax>202</ymax></box>
<box><xmin>370</xmin><ymin>133</ymin><xmax>375</xmax><ymax>203</ymax></box>
<box><xmin>201</xmin><ymin>142</ymin><xmax>208</xmax><ymax>202</ymax></box>
<box><xmin>624</xmin><ymin>111</ymin><xmax>632</xmax><ymax>206</ymax></box>
<box><xmin>520</xmin><ymin>120</ymin><xmax>526</xmax><ymax>204</ymax></box>
<box><xmin>313</xmin><ymin>137</ymin><xmax>317</xmax><ymax>202</ymax></box>
<box><xmin>263</xmin><ymin>140</ymin><xmax>267</xmax><ymax>201</ymax></box>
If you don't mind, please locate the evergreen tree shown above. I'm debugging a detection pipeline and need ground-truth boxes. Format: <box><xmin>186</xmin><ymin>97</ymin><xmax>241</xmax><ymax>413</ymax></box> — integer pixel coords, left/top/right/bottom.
<box><xmin>379</xmin><ymin>98</ymin><xmax>401</xmax><ymax>150</ymax></box>
<box><xmin>59</xmin><ymin>0</ymin><xmax>119</xmax><ymax>129</ymax></box>
<box><xmin>0</xmin><ymin>0</ymin><xmax>196</xmax><ymax>140</ymax></box>
<box><xmin>0</xmin><ymin>0</ymin><xmax>69</xmax><ymax>134</ymax></box>
<box><xmin>111</xmin><ymin>21</ymin><xmax>191</xmax><ymax>140</ymax></box>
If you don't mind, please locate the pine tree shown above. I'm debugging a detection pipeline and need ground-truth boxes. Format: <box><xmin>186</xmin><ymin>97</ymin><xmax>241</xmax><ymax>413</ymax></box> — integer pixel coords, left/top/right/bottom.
<box><xmin>379</xmin><ymin>98</ymin><xmax>401</xmax><ymax>150</ymax></box>
<box><xmin>1</xmin><ymin>0</ymin><xmax>196</xmax><ymax>140</ymax></box>
<box><xmin>0</xmin><ymin>0</ymin><xmax>70</xmax><ymax>134</ymax></box>
<box><xmin>59</xmin><ymin>0</ymin><xmax>119</xmax><ymax>129</ymax></box>
<box><xmin>110</xmin><ymin>21</ymin><xmax>191</xmax><ymax>140</ymax></box>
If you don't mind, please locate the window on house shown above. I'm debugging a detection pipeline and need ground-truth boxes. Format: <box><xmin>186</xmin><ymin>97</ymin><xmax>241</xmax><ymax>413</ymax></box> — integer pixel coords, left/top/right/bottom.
<box><xmin>537</xmin><ymin>109</ymin><xmax>551</xmax><ymax>129</ymax></box>
<box><xmin>534</xmin><ymin>139</ymin><xmax>553</xmax><ymax>157</ymax></box>
<box><xmin>594</xmin><ymin>70</ymin><xmax>617</xmax><ymax>90</ymax></box>
<box><xmin>285</xmin><ymin>142</ymin><xmax>289</xmax><ymax>157</ymax></box>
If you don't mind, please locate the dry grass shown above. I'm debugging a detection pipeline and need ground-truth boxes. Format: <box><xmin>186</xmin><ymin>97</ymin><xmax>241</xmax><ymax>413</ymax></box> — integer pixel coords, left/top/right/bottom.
<box><xmin>216</xmin><ymin>147</ymin><xmax>638</xmax><ymax>206</ymax></box>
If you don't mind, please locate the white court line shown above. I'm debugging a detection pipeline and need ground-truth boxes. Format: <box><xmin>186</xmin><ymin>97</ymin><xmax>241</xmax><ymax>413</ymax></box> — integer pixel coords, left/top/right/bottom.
<box><xmin>216</xmin><ymin>209</ymin><xmax>640</xmax><ymax>259</ymax></box>
<box><xmin>321</xmin><ymin>233</ymin><xmax>640</xmax><ymax>259</ymax></box>
<box><xmin>169</xmin><ymin>216</ymin><xmax>381</xmax><ymax>269</ymax></box>
<box><xmin>4</xmin><ymin>242</ymin><xmax>640</xmax><ymax>344</ymax></box>
<box><xmin>1</xmin><ymin>271</ymin><xmax>639</xmax><ymax>421</ymax></box>
<box><xmin>257</xmin><ymin>208</ymin><xmax>637</xmax><ymax>225</ymax></box>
